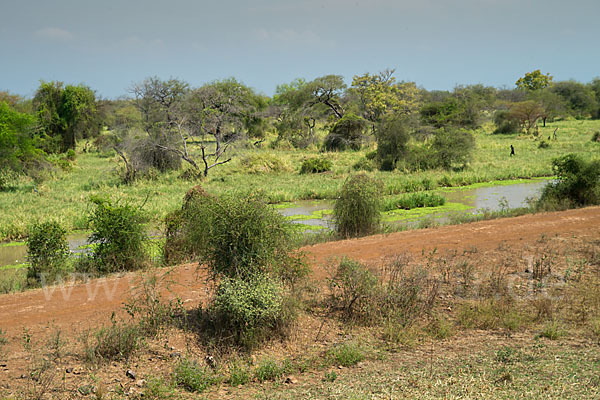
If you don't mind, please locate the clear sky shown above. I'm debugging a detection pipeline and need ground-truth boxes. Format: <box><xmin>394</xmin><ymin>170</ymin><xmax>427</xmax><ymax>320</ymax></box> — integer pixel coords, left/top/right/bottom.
<box><xmin>1</xmin><ymin>0</ymin><xmax>599</xmax><ymax>99</ymax></box>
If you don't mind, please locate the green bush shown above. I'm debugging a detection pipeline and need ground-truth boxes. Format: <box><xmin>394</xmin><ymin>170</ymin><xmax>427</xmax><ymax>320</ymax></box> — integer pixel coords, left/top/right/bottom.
<box><xmin>300</xmin><ymin>157</ymin><xmax>332</xmax><ymax>174</ymax></box>
<box><xmin>430</xmin><ymin>129</ymin><xmax>475</xmax><ymax>170</ymax></box>
<box><xmin>493</xmin><ymin>110</ymin><xmax>520</xmax><ymax>134</ymax></box>
<box><xmin>26</xmin><ymin>221</ymin><xmax>70</xmax><ymax>284</ymax></box>
<box><xmin>86</xmin><ymin>196</ymin><xmax>149</xmax><ymax>274</ymax></box>
<box><xmin>186</xmin><ymin>192</ymin><xmax>300</xmax><ymax>280</ymax></box>
<box><xmin>327</xmin><ymin>342</ymin><xmax>365</xmax><ymax>367</ymax></box>
<box><xmin>333</xmin><ymin>173</ymin><xmax>381</xmax><ymax>238</ymax></box>
<box><xmin>375</xmin><ymin>115</ymin><xmax>410</xmax><ymax>171</ymax></box>
<box><xmin>173</xmin><ymin>358</ymin><xmax>221</xmax><ymax>393</ymax></box>
<box><xmin>240</xmin><ymin>153</ymin><xmax>291</xmax><ymax>174</ymax></box>
<box><xmin>538</xmin><ymin>154</ymin><xmax>600</xmax><ymax>209</ymax></box>
<box><xmin>538</xmin><ymin>140</ymin><xmax>550</xmax><ymax>149</ymax></box>
<box><xmin>592</xmin><ymin>131</ymin><xmax>600</xmax><ymax>142</ymax></box>
<box><xmin>352</xmin><ymin>157</ymin><xmax>376</xmax><ymax>171</ymax></box>
<box><xmin>254</xmin><ymin>358</ymin><xmax>290</xmax><ymax>382</ymax></box>
<box><xmin>228</xmin><ymin>361</ymin><xmax>251</xmax><ymax>386</ymax></box>
<box><xmin>324</xmin><ymin>113</ymin><xmax>367</xmax><ymax>151</ymax></box>
<box><xmin>209</xmin><ymin>275</ymin><xmax>289</xmax><ymax>348</ymax></box>
<box><xmin>328</xmin><ymin>258</ymin><xmax>379</xmax><ymax>322</ymax></box>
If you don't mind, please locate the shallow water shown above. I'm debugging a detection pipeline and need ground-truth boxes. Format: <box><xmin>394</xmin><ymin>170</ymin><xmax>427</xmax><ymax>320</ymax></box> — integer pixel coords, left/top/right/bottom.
<box><xmin>0</xmin><ymin>179</ymin><xmax>550</xmax><ymax>267</ymax></box>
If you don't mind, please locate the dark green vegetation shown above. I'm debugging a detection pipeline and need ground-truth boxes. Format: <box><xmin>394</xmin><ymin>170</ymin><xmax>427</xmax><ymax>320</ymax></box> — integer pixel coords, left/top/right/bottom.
<box><xmin>26</xmin><ymin>221</ymin><xmax>70</xmax><ymax>284</ymax></box>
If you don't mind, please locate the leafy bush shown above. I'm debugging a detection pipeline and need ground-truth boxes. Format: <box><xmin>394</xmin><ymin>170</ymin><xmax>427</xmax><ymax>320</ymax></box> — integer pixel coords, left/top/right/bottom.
<box><xmin>538</xmin><ymin>154</ymin><xmax>600</xmax><ymax>209</ymax></box>
<box><xmin>327</xmin><ymin>342</ymin><xmax>365</xmax><ymax>367</ymax></box>
<box><xmin>86</xmin><ymin>196</ymin><xmax>149</xmax><ymax>274</ymax></box>
<box><xmin>592</xmin><ymin>131</ymin><xmax>600</xmax><ymax>142</ymax></box>
<box><xmin>375</xmin><ymin>115</ymin><xmax>410</xmax><ymax>171</ymax></box>
<box><xmin>430</xmin><ymin>129</ymin><xmax>475</xmax><ymax>170</ymax></box>
<box><xmin>538</xmin><ymin>140</ymin><xmax>550</xmax><ymax>149</ymax></box>
<box><xmin>333</xmin><ymin>173</ymin><xmax>381</xmax><ymax>238</ymax></box>
<box><xmin>300</xmin><ymin>157</ymin><xmax>332</xmax><ymax>174</ymax></box>
<box><xmin>26</xmin><ymin>221</ymin><xmax>70</xmax><ymax>284</ymax></box>
<box><xmin>209</xmin><ymin>275</ymin><xmax>289</xmax><ymax>348</ymax></box>
<box><xmin>186</xmin><ymin>192</ymin><xmax>300</xmax><ymax>280</ymax></box>
<box><xmin>493</xmin><ymin>110</ymin><xmax>520</xmax><ymax>134</ymax></box>
<box><xmin>352</xmin><ymin>157</ymin><xmax>376</xmax><ymax>171</ymax></box>
<box><xmin>324</xmin><ymin>113</ymin><xmax>367</xmax><ymax>151</ymax></box>
<box><xmin>173</xmin><ymin>358</ymin><xmax>221</xmax><ymax>393</ymax></box>
<box><xmin>254</xmin><ymin>358</ymin><xmax>290</xmax><ymax>382</ymax></box>
<box><xmin>228</xmin><ymin>362</ymin><xmax>251</xmax><ymax>386</ymax></box>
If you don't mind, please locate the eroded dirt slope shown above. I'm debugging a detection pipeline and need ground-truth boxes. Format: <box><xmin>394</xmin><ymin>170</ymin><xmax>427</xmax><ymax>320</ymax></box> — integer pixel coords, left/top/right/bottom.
<box><xmin>1</xmin><ymin>206</ymin><xmax>599</xmax><ymax>339</ymax></box>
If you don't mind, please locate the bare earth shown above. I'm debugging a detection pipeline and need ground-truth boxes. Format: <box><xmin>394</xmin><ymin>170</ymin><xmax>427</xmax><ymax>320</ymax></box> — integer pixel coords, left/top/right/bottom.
<box><xmin>1</xmin><ymin>206</ymin><xmax>599</xmax><ymax>341</ymax></box>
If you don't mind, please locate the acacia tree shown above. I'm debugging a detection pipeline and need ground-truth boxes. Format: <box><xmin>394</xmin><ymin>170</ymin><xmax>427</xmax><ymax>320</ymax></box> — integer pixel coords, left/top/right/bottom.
<box><xmin>178</xmin><ymin>79</ymin><xmax>264</xmax><ymax>176</ymax></box>
<box><xmin>508</xmin><ymin>100</ymin><xmax>545</xmax><ymax>136</ymax></box>
<box><xmin>271</xmin><ymin>78</ymin><xmax>318</xmax><ymax>147</ymax></box>
<box><xmin>305</xmin><ymin>75</ymin><xmax>347</xmax><ymax>119</ymax></box>
<box><xmin>516</xmin><ymin>70</ymin><xmax>553</xmax><ymax>91</ymax></box>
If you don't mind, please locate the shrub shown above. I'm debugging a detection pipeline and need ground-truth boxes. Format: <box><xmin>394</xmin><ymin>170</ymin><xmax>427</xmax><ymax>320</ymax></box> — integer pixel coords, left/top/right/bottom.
<box><xmin>173</xmin><ymin>358</ymin><xmax>221</xmax><ymax>393</ymax></box>
<box><xmin>538</xmin><ymin>140</ymin><xmax>550</xmax><ymax>149</ymax></box>
<box><xmin>352</xmin><ymin>157</ymin><xmax>376</xmax><ymax>171</ymax></box>
<box><xmin>300</xmin><ymin>157</ymin><xmax>332</xmax><ymax>174</ymax></box>
<box><xmin>333</xmin><ymin>173</ymin><xmax>381</xmax><ymax>238</ymax></box>
<box><xmin>592</xmin><ymin>131</ymin><xmax>600</xmax><ymax>142</ymax></box>
<box><xmin>537</xmin><ymin>154</ymin><xmax>600</xmax><ymax>209</ymax></box>
<box><xmin>430</xmin><ymin>128</ymin><xmax>475</xmax><ymax>170</ymax></box>
<box><xmin>86</xmin><ymin>196</ymin><xmax>149</xmax><ymax>274</ymax></box>
<box><xmin>375</xmin><ymin>115</ymin><xmax>410</xmax><ymax>171</ymax></box>
<box><xmin>254</xmin><ymin>358</ymin><xmax>291</xmax><ymax>382</ymax></box>
<box><xmin>328</xmin><ymin>258</ymin><xmax>379</xmax><ymax>322</ymax></box>
<box><xmin>228</xmin><ymin>361</ymin><xmax>251</xmax><ymax>386</ymax></box>
<box><xmin>324</xmin><ymin>113</ymin><xmax>367</xmax><ymax>151</ymax></box>
<box><xmin>186</xmin><ymin>192</ymin><xmax>300</xmax><ymax>280</ymax></box>
<box><xmin>327</xmin><ymin>342</ymin><xmax>364</xmax><ymax>367</ymax></box>
<box><xmin>26</xmin><ymin>221</ymin><xmax>70</xmax><ymax>284</ymax></box>
<box><xmin>209</xmin><ymin>275</ymin><xmax>288</xmax><ymax>348</ymax></box>
<box><xmin>381</xmin><ymin>192</ymin><xmax>446</xmax><ymax>211</ymax></box>
<box><xmin>492</xmin><ymin>110</ymin><xmax>520</xmax><ymax>134</ymax></box>
<box><xmin>83</xmin><ymin>319</ymin><xmax>142</xmax><ymax>364</ymax></box>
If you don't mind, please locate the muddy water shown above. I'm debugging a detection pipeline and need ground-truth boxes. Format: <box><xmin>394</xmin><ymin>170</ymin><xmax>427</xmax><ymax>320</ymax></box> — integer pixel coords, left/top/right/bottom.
<box><xmin>0</xmin><ymin>179</ymin><xmax>550</xmax><ymax>267</ymax></box>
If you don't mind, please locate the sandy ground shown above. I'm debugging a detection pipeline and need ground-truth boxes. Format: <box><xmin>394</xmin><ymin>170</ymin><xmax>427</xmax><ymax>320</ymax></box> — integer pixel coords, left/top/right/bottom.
<box><xmin>0</xmin><ymin>206</ymin><xmax>599</xmax><ymax>341</ymax></box>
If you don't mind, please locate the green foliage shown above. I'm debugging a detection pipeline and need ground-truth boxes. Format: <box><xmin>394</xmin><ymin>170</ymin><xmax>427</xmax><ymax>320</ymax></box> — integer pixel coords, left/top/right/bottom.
<box><xmin>26</xmin><ymin>221</ymin><xmax>70</xmax><ymax>284</ymax></box>
<box><xmin>381</xmin><ymin>192</ymin><xmax>445</xmax><ymax>211</ymax></box>
<box><xmin>254</xmin><ymin>358</ymin><xmax>290</xmax><ymax>382</ymax></box>
<box><xmin>334</xmin><ymin>174</ymin><xmax>381</xmax><ymax>238</ymax></box>
<box><xmin>209</xmin><ymin>275</ymin><xmax>288</xmax><ymax>348</ymax></box>
<box><xmin>185</xmin><ymin>192</ymin><xmax>298</xmax><ymax>280</ymax></box>
<box><xmin>538</xmin><ymin>140</ymin><xmax>550</xmax><ymax>149</ymax></box>
<box><xmin>419</xmin><ymin>94</ymin><xmax>480</xmax><ymax>129</ymax></box>
<box><xmin>493</xmin><ymin>110</ymin><xmax>520</xmax><ymax>134</ymax></box>
<box><xmin>240</xmin><ymin>153</ymin><xmax>291</xmax><ymax>174</ymax></box>
<box><xmin>375</xmin><ymin>115</ymin><xmax>410</xmax><ymax>170</ymax></box>
<box><xmin>551</xmin><ymin>80</ymin><xmax>598</xmax><ymax>118</ymax></box>
<box><xmin>328</xmin><ymin>258</ymin><xmax>379</xmax><ymax>321</ymax></box>
<box><xmin>142</xmin><ymin>376</ymin><xmax>175</xmax><ymax>400</ymax></box>
<box><xmin>324</xmin><ymin>113</ymin><xmax>367</xmax><ymax>151</ymax></box>
<box><xmin>327</xmin><ymin>342</ymin><xmax>365</xmax><ymax>367</ymax></box>
<box><xmin>33</xmin><ymin>81</ymin><xmax>99</xmax><ymax>152</ymax></box>
<box><xmin>538</xmin><ymin>154</ymin><xmax>600</xmax><ymax>209</ymax></box>
<box><xmin>592</xmin><ymin>131</ymin><xmax>600</xmax><ymax>142</ymax></box>
<box><xmin>228</xmin><ymin>361</ymin><xmax>251</xmax><ymax>386</ymax></box>
<box><xmin>352</xmin><ymin>156</ymin><xmax>376</xmax><ymax>171</ymax></box>
<box><xmin>516</xmin><ymin>70</ymin><xmax>553</xmax><ymax>91</ymax></box>
<box><xmin>430</xmin><ymin>129</ymin><xmax>475</xmax><ymax>170</ymax></box>
<box><xmin>173</xmin><ymin>358</ymin><xmax>221</xmax><ymax>393</ymax></box>
<box><xmin>300</xmin><ymin>157</ymin><xmax>332</xmax><ymax>174</ymax></box>
<box><xmin>86</xmin><ymin>196</ymin><xmax>149</xmax><ymax>274</ymax></box>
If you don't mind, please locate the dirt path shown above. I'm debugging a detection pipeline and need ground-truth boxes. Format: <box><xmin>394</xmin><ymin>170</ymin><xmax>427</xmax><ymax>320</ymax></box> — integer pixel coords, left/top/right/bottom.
<box><xmin>1</xmin><ymin>207</ymin><xmax>599</xmax><ymax>340</ymax></box>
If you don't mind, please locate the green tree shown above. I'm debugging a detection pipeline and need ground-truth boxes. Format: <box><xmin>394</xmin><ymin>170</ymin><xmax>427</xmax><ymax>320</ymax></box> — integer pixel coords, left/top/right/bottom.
<box><xmin>508</xmin><ymin>100</ymin><xmax>545</xmax><ymax>136</ymax></box>
<box><xmin>375</xmin><ymin>115</ymin><xmax>410</xmax><ymax>171</ymax></box>
<box><xmin>516</xmin><ymin>70</ymin><xmax>553</xmax><ymax>91</ymax></box>
<box><xmin>33</xmin><ymin>81</ymin><xmax>100</xmax><ymax>152</ymax></box>
<box><xmin>550</xmin><ymin>80</ymin><xmax>598</xmax><ymax>119</ymax></box>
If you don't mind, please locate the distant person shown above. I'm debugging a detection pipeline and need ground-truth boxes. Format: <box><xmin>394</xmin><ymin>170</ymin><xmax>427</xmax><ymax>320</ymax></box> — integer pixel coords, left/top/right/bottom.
<box><xmin>510</xmin><ymin>144</ymin><xmax>515</xmax><ymax>157</ymax></box>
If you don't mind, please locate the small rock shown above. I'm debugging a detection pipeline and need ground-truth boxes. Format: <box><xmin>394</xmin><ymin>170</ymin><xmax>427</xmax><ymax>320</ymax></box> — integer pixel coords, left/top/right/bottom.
<box><xmin>525</xmin><ymin>268</ymin><xmax>531</xmax><ymax>273</ymax></box>
<box><xmin>135</xmin><ymin>379</ymin><xmax>146</xmax><ymax>388</ymax></box>
<box><xmin>20</xmin><ymin>374</ymin><xmax>27</xmax><ymax>379</ymax></box>
<box><xmin>337</xmin><ymin>365</ymin><xmax>344</xmax><ymax>370</ymax></box>
<box><xmin>126</xmin><ymin>370</ymin><xmax>136</xmax><ymax>380</ymax></box>
<box><xmin>65</xmin><ymin>368</ymin><xmax>73</xmax><ymax>374</ymax></box>
<box><xmin>285</xmin><ymin>376</ymin><xmax>297</xmax><ymax>384</ymax></box>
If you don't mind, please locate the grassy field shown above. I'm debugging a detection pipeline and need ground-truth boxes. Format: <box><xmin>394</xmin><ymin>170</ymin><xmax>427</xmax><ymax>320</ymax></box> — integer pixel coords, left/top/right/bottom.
<box><xmin>0</xmin><ymin>119</ymin><xmax>598</xmax><ymax>241</ymax></box>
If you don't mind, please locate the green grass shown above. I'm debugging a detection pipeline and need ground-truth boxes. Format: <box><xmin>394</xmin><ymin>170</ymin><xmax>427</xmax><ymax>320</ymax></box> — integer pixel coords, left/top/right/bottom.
<box><xmin>0</xmin><ymin>120</ymin><xmax>598</xmax><ymax>241</ymax></box>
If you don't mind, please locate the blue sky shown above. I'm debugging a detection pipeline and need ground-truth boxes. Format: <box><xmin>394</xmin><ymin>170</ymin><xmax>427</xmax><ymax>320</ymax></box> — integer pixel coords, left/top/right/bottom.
<box><xmin>1</xmin><ymin>0</ymin><xmax>599</xmax><ymax>99</ymax></box>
